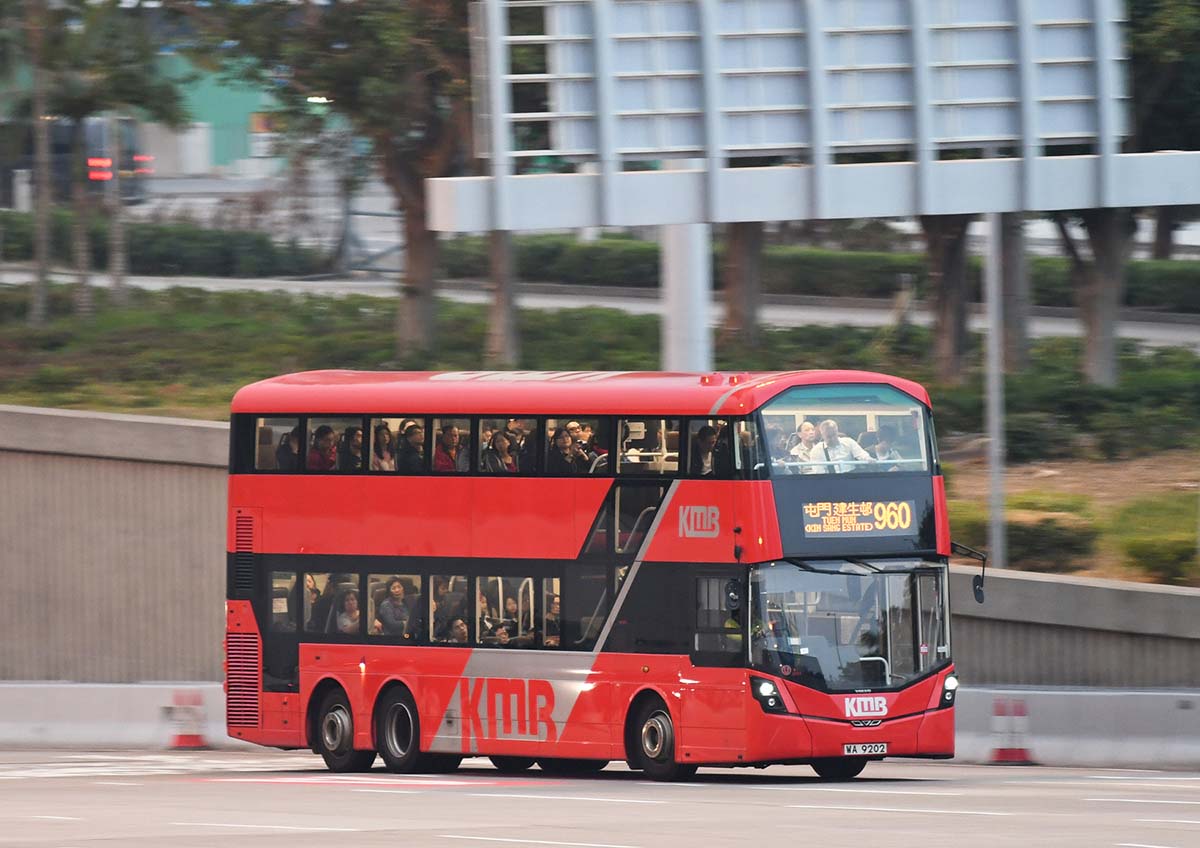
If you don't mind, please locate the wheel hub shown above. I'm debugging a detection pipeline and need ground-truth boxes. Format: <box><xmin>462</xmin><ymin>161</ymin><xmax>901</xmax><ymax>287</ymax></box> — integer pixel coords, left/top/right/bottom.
<box><xmin>321</xmin><ymin>705</ymin><xmax>352</xmax><ymax>753</ymax></box>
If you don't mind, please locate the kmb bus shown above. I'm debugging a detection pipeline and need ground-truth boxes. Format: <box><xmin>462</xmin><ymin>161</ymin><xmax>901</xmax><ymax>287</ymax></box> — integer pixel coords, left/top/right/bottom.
<box><xmin>226</xmin><ymin>370</ymin><xmax>959</xmax><ymax>780</ymax></box>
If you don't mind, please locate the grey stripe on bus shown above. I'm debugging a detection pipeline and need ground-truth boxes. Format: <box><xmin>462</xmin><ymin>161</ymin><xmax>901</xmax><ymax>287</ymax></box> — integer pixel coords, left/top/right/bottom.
<box><xmin>707</xmin><ymin>374</ymin><xmax>778</xmax><ymax>416</ymax></box>
<box><xmin>591</xmin><ymin>480</ymin><xmax>680</xmax><ymax>654</ymax></box>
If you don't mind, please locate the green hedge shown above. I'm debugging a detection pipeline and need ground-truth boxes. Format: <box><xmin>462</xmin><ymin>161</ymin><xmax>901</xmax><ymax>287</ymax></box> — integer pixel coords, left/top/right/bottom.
<box><xmin>949</xmin><ymin>498</ymin><xmax>1099</xmax><ymax>572</ymax></box>
<box><xmin>0</xmin><ymin>210</ymin><xmax>328</xmax><ymax>278</ymax></box>
<box><xmin>1111</xmin><ymin>494</ymin><xmax>1200</xmax><ymax>585</ymax></box>
<box><xmin>438</xmin><ymin>235</ymin><xmax>1200</xmax><ymax>313</ymax></box>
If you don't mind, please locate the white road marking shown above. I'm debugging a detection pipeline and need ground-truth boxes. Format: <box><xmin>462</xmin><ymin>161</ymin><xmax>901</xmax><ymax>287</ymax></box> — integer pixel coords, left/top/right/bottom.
<box><xmin>211</xmin><ymin>776</ymin><xmax>475</xmax><ymax>786</ymax></box>
<box><xmin>767</xmin><ymin>786</ymin><xmax>964</xmax><ymax>796</ymax></box>
<box><xmin>170</xmin><ymin>822</ymin><xmax>361</xmax><ymax>832</ymax></box>
<box><xmin>353</xmin><ymin>789</ymin><xmax>421</xmax><ymax>795</ymax></box>
<box><xmin>467</xmin><ymin>793</ymin><xmax>665</xmax><ymax>805</ymax></box>
<box><xmin>1135</xmin><ymin>819</ymin><xmax>1200</xmax><ymax>826</ymax></box>
<box><xmin>1093</xmin><ymin>776</ymin><xmax>1200</xmax><ymax>781</ymax></box>
<box><xmin>440</xmin><ymin>836</ymin><xmax>641</xmax><ymax>848</ymax></box>
<box><xmin>1117</xmin><ymin>843</ymin><xmax>1183</xmax><ymax>848</ymax></box>
<box><xmin>93</xmin><ymin>781</ymin><xmax>141</xmax><ymax>786</ymax></box>
<box><xmin>787</xmin><ymin>803</ymin><xmax>1010</xmax><ymax>816</ymax></box>
<box><xmin>1088</xmin><ymin>799</ymin><xmax>1200</xmax><ymax>805</ymax></box>
<box><xmin>29</xmin><ymin>816</ymin><xmax>82</xmax><ymax>821</ymax></box>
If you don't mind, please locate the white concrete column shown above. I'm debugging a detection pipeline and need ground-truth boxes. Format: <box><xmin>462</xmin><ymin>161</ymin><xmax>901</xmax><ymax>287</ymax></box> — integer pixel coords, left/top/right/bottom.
<box><xmin>661</xmin><ymin>159</ymin><xmax>713</xmax><ymax>371</ymax></box>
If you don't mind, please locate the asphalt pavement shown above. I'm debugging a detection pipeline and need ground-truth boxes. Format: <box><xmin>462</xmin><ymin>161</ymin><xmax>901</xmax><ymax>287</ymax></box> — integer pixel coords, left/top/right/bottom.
<box><xmin>2</xmin><ymin>749</ymin><xmax>1199</xmax><ymax>848</ymax></box>
<box><xmin>2</xmin><ymin>267</ymin><xmax>1198</xmax><ymax>351</ymax></box>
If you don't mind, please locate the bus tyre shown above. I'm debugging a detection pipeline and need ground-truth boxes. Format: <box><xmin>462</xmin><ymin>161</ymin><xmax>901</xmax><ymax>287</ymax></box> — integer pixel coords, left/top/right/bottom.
<box><xmin>536</xmin><ymin>758</ymin><xmax>609</xmax><ymax>775</ymax></box>
<box><xmin>315</xmin><ymin>689</ymin><xmax>376</xmax><ymax>772</ymax></box>
<box><xmin>811</xmin><ymin>758</ymin><xmax>868</xmax><ymax>780</ymax></box>
<box><xmin>374</xmin><ymin>688</ymin><xmax>422</xmax><ymax>773</ymax></box>
<box><xmin>490</xmin><ymin>756</ymin><xmax>537</xmax><ymax>773</ymax></box>
<box><xmin>632</xmin><ymin>701</ymin><xmax>697</xmax><ymax>782</ymax></box>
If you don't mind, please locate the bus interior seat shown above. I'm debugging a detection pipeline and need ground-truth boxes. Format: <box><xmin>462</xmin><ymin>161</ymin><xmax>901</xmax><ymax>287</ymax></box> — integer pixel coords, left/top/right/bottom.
<box><xmin>271</xmin><ymin>585</ymin><xmax>293</xmax><ymax>631</ymax></box>
<box><xmin>257</xmin><ymin>426</ymin><xmax>276</xmax><ymax>469</ymax></box>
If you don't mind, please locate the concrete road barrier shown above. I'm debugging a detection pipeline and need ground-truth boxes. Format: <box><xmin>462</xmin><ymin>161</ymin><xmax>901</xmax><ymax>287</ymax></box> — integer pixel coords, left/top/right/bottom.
<box><xmin>2</xmin><ymin>682</ymin><xmax>1197</xmax><ymax>768</ymax></box>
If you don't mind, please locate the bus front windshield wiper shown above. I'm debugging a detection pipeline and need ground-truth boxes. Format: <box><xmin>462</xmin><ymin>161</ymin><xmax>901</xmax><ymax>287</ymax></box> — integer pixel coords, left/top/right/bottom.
<box><xmin>843</xmin><ymin>557</ymin><xmax>883</xmax><ymax>573</ymax></box>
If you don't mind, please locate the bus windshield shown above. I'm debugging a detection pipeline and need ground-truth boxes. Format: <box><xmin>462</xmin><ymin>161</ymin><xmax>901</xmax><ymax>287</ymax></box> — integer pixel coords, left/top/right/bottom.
<box><xmin>759</xmin><ymin>383</ymin><xmax>931</xmax><ymax>475</ymax></box>
<box><xmin>749</xmin><ymin>560</ymin><xmax>949</xmax><ymax>692</ymax></box>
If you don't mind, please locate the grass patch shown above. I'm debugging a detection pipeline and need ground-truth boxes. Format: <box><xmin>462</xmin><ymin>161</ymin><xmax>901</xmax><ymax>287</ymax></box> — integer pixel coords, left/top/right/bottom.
<box><xmin>1108</xmin><ymin>493</ymin><xmax>1200</xmax><ymax>585</ymax></box>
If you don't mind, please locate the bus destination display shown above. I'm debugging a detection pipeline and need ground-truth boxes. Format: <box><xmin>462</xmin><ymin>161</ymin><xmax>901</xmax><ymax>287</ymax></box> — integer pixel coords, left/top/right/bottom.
<box><xmin>802</xmin><ymin>500</ymin><xmax>916</xmax><ymax>537</ymax></box>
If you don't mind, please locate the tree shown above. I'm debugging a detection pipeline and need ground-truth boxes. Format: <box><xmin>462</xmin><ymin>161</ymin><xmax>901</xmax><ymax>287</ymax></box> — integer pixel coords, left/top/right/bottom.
<box><xmin>720</xmin><ymin>221</ymin><xmax>764</xmax><ymax>347</ymax></box>
<box><xmin>1129</xmin><ymin>0</ymin><xmax>1200</xmax><ymax>258</ymax></box>
<box><xmin>187</xmin><ymin>0</ymin><xmax>473</xmax><ymax>360</ymax></box>
<box><xmin>1054</xmin><ymin>209</ymin><xmax>1137</xmax><ymax>388</ymax></box>
<box><xmin>920</xmin><ymin>214</ymin><xmax>973</xmax><ymax>384</ymax></box>
<box><xmin>0</xmin><ymin>0</ymin><xmax>51</xmax><ymax>325</ymax></box>
<box><xmin>40</xmin><ymin>1</ymin><xmax>189</xmax><ymax>311</ymax></box>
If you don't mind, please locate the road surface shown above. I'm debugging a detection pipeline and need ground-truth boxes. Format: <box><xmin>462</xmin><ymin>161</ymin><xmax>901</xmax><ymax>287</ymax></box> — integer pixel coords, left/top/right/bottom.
<box><xmin>1</xmin><ymin>749</ymin><xmax>1198</xmax><ymax>848</ymax></box>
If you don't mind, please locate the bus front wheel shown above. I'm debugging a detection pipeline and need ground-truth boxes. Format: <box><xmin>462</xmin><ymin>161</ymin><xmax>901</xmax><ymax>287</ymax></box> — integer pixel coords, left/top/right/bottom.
<box><xmin>631</xmin><ymin>700</ymin><xmax>697</xmax><ymax>782</ymax></box>
<box><xmin>811</xmin><ymin>757</ymin><xmax>868</xmax><ymax>780</ymax></box>
<box><xmin>315</xmin><ymin>689</ymin><xmax>376</xmax><ymax>772</ymax></box>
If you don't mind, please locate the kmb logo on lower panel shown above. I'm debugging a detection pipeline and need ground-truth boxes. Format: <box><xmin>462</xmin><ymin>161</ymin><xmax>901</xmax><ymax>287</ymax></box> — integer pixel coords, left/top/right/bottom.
<box><xmin>844</xmin><ymin>696</ymin><xmax>888</xmax><ymax>718</ymax></box>
<box><xmin>679</xmin><ymin>505</ymin><xmax>720</xmax><ymax>538</ymax></box>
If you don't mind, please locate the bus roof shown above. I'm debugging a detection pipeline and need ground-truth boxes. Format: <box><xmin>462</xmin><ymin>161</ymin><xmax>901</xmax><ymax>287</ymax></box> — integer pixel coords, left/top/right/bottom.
<box><xmin>231</xmin><ymin>370</ymin><xmax>931</xmax><ymax>417</ymax></box>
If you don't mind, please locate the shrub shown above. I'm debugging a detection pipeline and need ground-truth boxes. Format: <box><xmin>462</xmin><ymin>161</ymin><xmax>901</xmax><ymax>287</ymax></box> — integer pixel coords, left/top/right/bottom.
<box><xmin>1121</xmin><ymin>537</ymin><xmax>1198</xmax><ymax>585</ymax></box>
<box><xmin>1004</xmin><ymin>412</ymin><xmax>1078</xmax><ymax>463</ymax></box>
<box><xmin>947</xmin><ymin>499</ymin><xmax>1099</xmax><ymax>572</ymax></box>
<box><xmin>0</xmin><ymin>210</ymin><xmax>327</xmax><ymax>278</ymax></box>
<box><xmin>1111</xmin><ymin>494</ymin><xmax>1200</xmax><ymax>585</ymax></box>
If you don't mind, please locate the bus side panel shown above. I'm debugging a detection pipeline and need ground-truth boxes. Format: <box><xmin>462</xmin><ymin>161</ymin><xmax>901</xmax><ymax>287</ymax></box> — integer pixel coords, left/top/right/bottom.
<box><xmin>732</xmin><ymin>481</ymin><xmax>784</xmax><ymax>563</ymax></box>
<box><xmin>679</xmin><ymin>668</ymin><xmax>749</xmax><ymax>764</ymax></box>
<box><xmin>933</xmin><ymin>475</ymin><xmax>951</xmax><ymax>556</ymax></box>
<box><xmin>639</xmin><ymin>481</ymin><xmax>737</xmax><ymax>563</ymax></box>
<box><xmin>473</xmin><ymin>477</ymin><xmax>610</xmax><ymax>559</ymax></box>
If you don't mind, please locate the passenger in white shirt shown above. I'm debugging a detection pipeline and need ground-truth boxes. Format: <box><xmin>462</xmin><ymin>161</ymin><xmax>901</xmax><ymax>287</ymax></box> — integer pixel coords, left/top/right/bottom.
<box><xmin>787</xmin><ymin>421</ymin><xmax>820</xmax><ymax>473</ymax></box>
<box><xmin>808</xmin><ymin>419</ymin><xmax>872</xmax><ymax>473</ymax></box>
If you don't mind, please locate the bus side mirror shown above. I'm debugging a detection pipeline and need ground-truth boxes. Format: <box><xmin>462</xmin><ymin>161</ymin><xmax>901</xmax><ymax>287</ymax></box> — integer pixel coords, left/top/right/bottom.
<box><xmin>952</xmin><ymin>541</ymin><xmax>987</xmax><ymax>605</ymax></box>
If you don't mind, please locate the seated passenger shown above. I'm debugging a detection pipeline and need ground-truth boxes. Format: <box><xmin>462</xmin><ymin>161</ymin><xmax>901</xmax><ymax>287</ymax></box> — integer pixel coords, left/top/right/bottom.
<box><xmin>339</xmin><ymin>426</ymin><xmax>364</xmax><ymax>471</ymax></box>
<box><xmin>433</xmin><ymin>424</ymin><xmax>469</xmax><ymax>473</ymax></box>
<box><xmin>441</xmin><ymin>618</ymin><xmax>469</xmax><ymax>645</ymax></box>
<box><xmin>808</xmin><ymin>419</ymin><xmax>871</xmax><ymax>474</ymax></box>
<box><xmin>308</xmin><ymin>574</ymin><xmax>345</xmax><ymax>632</ymax></box>
<box><xmin>690</xmin><ymin>425</ymin><xmax>731</xmax><ymax>477</ymax></box>
<box><xmin>787</xmin><ymin>421</ymin><xmax>819</xmax><ymax>472</ymax></box>
<box><xmin>481</xmin><ymin>430</ymin><xmax>519</xmax><ymax>473</ymax></box>
<box><xmin>375</xmin><ymin>577</ymin><xmax>410</xmax><ymax>635</ymax></box>
<box><xmin>543</xmin><ymin>594</ymin><xmax>561</xmax><ymax>647</ymax></box>
<box><xmin>396</xmin><ymin>424</ymin><xmax>426</xmax><ymax>474</ymax></box>
<box><xmin>307</xmin><ymin>425</ymin><xmax>337</xmax><ymax>471</ymax></box>
<box><xmin>371</xmin><ymin>424</ymin><xmax>395</xmax><ymax>472</ymax></box>
<box><xmin>546</xmin><ymin>427</ymin><xmax>586</xmax><ymax>475</ymax></box>
<box><xmin>872</xmin><ymin>425</ymin><xmax>903</xmax><ymax>470</ymax></box>
<box><xmin>336</xmin><ymin>589</ymin><xmax>361</xmax><ymax>635</ymax></box>
<box><xmin>275</xmin><ymin>426</ymin><xmax>302</xmax><ymax>471</ymax></box>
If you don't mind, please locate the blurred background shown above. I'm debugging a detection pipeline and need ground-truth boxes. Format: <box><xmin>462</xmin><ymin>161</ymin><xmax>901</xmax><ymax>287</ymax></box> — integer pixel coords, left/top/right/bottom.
<box><xmin>0</xmin><ymin>0</ymin><xmax>1197</xmax><ymax>765</ymax></box>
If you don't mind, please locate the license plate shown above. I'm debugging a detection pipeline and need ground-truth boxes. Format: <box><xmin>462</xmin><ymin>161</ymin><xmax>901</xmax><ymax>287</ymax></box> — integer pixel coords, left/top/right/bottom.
<box><xmin>843</xmin><ymin>742</ymin><xmax>887</xmax><ymax>756</ymax></box>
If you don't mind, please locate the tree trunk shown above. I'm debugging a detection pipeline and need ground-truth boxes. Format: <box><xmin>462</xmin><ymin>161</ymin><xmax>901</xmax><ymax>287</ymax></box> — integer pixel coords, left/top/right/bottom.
<box><xmin>26</xmin><ymin>0</ymin><xmax>50</xmax><ymax>327</ymax></box>
<box><xmin>720</xmin><ymin>221</ymin><xmax>763</xmax><ymax>347</ymax></box>
<box><xmin>108</xmin><ymin>114</ymin><xmax>127</xmax><ymax>305</ymax></box>
<box><xmin>485</xmin><ymin>230</ymin><xmax>518</xmax><ymax>367</ymax></box>
<box><xmin>396</xmin><ymin>186</ymin><xmax>437</xmax><ymax>358</ymax></box>
<box><xmin>920</xmin><ymin>214</ymin><xmax>973</xmax><ymax>384</ymax></box>
<box><xmin>71</xmin><ymin>125</ymin><xmax>93</xmax><ymax>316</ymax></box>
<box><xmin>1151</xmin><ymin>206</ymin><xmax>1175</xmax><ymax>260</ymax></box>
<box><xmin>1077</xmin><ymin>209</ymin><xmax>1133</xmax><ymax>388</ymax></box>
<box><xmin>1000</xmin><ymin>212</ymin><xmax>1030</xmax><ymax>373</ymax></box>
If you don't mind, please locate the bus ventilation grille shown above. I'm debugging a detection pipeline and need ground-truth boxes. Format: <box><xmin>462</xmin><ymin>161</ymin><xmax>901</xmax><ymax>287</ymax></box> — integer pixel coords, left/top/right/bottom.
<box><xmin>226</xmin><ymin>633</ymin><xmax>261</xmax><ymax>728</ymax></box>
<box><xmin>233</xmin><ymin>515</ymin><xmax>255</xmax><ymax>597</ymax></box>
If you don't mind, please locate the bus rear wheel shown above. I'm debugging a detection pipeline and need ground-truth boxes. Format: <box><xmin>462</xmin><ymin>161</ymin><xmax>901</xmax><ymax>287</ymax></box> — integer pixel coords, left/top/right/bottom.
<box><xmin>537</xmin><ymin>758</ymin><xmax>609</xmax><ymax>775</ymax></box>
<box><xmin>631</xmin><ymin>700</ymin><xmax>697</xmax><ymax>782</ymax></box>
<box><xmin>374</xmin><ymin>688</ymin><xmax>422</xmax><ymax>773</ymax></box>
<box><xmin>811</xmin><ymin>757</ymin><xmax>868</xmax><ymax>780</ymax></box>
<box><xmin>315</xmin><ymin>689</ymin><xmax>376</xmax><ymax>772</ymax></box>
<box><xmin>490</xmin><ymin>756</ymin><xmax>537</xmax><ymax>773</ymax></box>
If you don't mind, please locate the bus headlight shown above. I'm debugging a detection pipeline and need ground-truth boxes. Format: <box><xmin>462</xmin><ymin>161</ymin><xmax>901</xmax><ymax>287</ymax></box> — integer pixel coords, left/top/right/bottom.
<box><xmin>750</xmin><ymin>676</ymin><xmax>789</xmax><ymax>714</ymax></box>
<box><xmin>941</xmin><ymin>674</ymin><xmax>959</xmax><ymax>707</ymax></box>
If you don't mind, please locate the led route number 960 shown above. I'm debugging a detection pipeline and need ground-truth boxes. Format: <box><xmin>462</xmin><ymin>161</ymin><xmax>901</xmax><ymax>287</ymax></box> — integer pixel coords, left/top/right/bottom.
<box><xmin>873</xmin><ymin>500</ymin><xmax>912</xmax><ymax>531</ymax></box>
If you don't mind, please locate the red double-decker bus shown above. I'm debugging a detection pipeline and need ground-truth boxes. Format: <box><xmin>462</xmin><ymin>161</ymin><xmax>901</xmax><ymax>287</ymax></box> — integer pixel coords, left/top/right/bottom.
<box><xmin>226</xmin><ymin>370</ymin><xmax>957</xmax><ymax>780</ymax></box>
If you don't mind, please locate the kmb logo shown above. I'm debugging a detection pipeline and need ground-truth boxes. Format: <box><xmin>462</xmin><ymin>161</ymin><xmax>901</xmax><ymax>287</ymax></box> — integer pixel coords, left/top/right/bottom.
<box><xmin>458</xmin><ymin>677</ymin><xmax>557</xmax><ymax>750</ymax></box>
<box><xmin>844</xmin><ymin>696</ymin><xmax>889</xmax><ymax>718</ymax></box>
<box><xmin>679</xmin><ymin>505</ymin><xmax>720</xmax><ymax>538</ymax></box>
